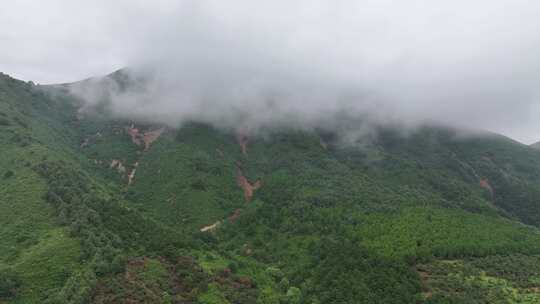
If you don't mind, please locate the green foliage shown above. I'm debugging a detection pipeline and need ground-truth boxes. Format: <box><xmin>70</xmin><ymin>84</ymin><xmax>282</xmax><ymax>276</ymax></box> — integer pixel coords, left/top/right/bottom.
<box><xmin>266</xmin><ymin>267</ymin><xmax>284</xmax><ymax>280</ymax></box>
<box><xmin>3</xmin><ymin>170</ymin><xmax>14</xmax><ymax>179</ymax></box>
<box><xmin>198</xmin><ymin>283</ymin><xmax>230</xmax><ymax>304</ymax></box>
<box><xmin>3</xmin><ymin>72</ymin><xmax>540</xmax><ymax>303</ymax></box>
<box><xmin>0</xmin><ymin>117</ymin><xmax>10</xmax><ymax>126</ymax></box>
<box><xmin>49</xmin><ymin>269</ymin><xmax>97</xmax><ymax>304</ymax></box>
<box><xmin>0</xmin><ymin>95</ymin><xmax>83</xmax><ymax>302</ymax></box>
<box><xmin>10</xmin><ymin>228</ymin><xmax>82</xmax><ymax>303</ymax></box>
<box><xmin>126</xmin><ymin>125</ymin><xmax>244</xmax><ymax>234</ymax></box>
<box><xmin>420</xmin><ymin>258</ymin><xmax>540</xmax><ymax>303</ymax></box>
<box><xmin>357</xmin><ymin>207</ymin><xmax>540</xmax><ymax>259</ymax></box>
<box><xmin>137</xmin><ymin>258</ymin><xmax>169</xmax><ymax>286</ymax></box>
<box><xmin>93</xmin><ymin>256</ymin><xmax>210</xmax><ymax>303</ymax></box>
<box><xmin>285</xmin><ymin>286</ymin><xmax>301</xmax><ymax>304</ymax></box>
<box><xmin>34</xmin><ymin>162</ymin><xmax>126</xmax><ymax>277</ymax></box>
<box><xmin>372</xmin><ymin>127</ymin><xmax>540</xmax><ymax>226</ymax></box>
<box><xmin>0</xmin><ymin>269</ymin><xmax>20</xmax><ymax>299</ymax></box>
<box><xmin>467</xmin><ymin>254</ymin><xmax>540</xmax><ymax>288</ymax></box>
<box><xmin>304</xmin><ymin>237</ymin><xmax>420</xmax><ymax>304</ymax></box>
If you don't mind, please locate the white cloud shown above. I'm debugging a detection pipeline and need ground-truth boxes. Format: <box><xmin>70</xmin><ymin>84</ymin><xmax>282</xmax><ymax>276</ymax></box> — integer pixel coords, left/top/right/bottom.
<box><xmin>2</xmin><ymin>1</ymin><xmax>540</xmax><ymax>142</ymax></box>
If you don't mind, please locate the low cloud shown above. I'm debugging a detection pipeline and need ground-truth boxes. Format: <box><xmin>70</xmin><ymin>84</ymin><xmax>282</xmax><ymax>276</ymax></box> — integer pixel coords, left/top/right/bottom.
<box><xmin>4</xmin><ymin>1</ymin><xmax>540</xmax><ymax>142</ymax></box>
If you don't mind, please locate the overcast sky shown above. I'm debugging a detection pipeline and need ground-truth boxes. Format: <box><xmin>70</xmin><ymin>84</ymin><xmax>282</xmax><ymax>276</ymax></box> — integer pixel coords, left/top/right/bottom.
<box><xmin>1</xmin><ymin>1</ymin><xmax>540</xmax><ymax>143</ymax></box>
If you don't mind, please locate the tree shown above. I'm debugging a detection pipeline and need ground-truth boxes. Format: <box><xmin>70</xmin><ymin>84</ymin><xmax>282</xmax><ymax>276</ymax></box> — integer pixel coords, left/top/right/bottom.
<box><xmin>3</xmin><ymin>170</ymin><xmax>14</xmax><ymax>179</ymax></box>
<box><xmin>0</xmin><ymin>270</ymin><xmax>20</xmax><ymax>298</ymax></box>
<box><xmin>278</xmin><ymin>278</ymin><xmax>290</xmax><ymax>292</ymax></box>
<box><xmin>285</xmin><ymin>287</ymin><xmax>301</xmax><ymax>304</ymax></box>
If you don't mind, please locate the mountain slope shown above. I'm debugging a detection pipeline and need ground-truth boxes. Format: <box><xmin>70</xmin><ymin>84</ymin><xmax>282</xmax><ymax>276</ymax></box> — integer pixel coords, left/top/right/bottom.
<box><xmin>2</xmin><ymin>71</ymin><xmax>540</xmax><ymax>303</ymax></box>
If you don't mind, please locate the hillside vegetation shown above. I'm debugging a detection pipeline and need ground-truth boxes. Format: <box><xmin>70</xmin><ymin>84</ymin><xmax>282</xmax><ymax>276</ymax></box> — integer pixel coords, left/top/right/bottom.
<box><xmin>2</xmin><ymin>71</ymin><xmax>540</xmax><ymax>303</ymax></box>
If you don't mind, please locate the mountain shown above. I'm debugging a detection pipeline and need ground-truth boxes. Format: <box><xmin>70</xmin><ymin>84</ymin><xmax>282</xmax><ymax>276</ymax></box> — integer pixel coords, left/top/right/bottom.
<box><xmin>530</xmin><ymin>141</ymin><xmax>540</xmax><ymax>150</ymax></box>
<box><xmin>2</xmin><ymin>71</ymin><xmax>540</xmax><ymax>303</ymax></box>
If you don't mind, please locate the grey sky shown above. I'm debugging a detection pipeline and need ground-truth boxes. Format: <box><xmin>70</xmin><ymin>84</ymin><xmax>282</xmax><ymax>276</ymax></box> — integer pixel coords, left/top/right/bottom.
<box><xmin>2</xmin><ymin>1</ymin><xmax>540</xmax><ymax>143</ymax></box>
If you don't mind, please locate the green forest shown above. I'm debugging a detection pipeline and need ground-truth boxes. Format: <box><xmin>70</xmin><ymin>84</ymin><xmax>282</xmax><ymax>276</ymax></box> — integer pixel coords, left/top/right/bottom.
<box><xmin>2</xmin><ymin>71</ymin><xmax>540</xmax><ymax>303</ymax></box>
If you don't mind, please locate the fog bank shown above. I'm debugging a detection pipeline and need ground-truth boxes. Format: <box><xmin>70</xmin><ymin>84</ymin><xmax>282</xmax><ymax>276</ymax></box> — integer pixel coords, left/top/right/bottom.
<box><xmin>3</xmin><ymin>1</ymin><xmax>540</xmax><ymax>142</ymax></box>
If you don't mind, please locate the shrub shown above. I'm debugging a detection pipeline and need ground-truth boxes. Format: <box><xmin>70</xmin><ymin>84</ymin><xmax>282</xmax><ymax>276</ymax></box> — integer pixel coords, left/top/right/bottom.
<box><xmin>3</xmin><ymin>171</ymin><xmax>14</xmax><ymax>179</ymax></box>
<box><xmin>14</xmin><ymin>117</ymin><xmax>28</xmax><ymax>128</ymax></box>
<box><xmin>285</xmin><ymin>287</ymin><xmax>301</xmax><ymax>304</ymax></box>
<box><xmin>0</xmin><ymin>117</ymin><xmax>10</xmax><ymax>126</ymax></box>
<box><xmin>0</xmin><ymin>270</ymin><xmax>20</xmax><ymax>298</ymax></box>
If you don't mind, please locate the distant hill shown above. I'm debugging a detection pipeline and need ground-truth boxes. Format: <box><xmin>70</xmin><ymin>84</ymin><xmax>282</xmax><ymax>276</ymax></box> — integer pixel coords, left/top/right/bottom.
<box><xmin>530</xmin><ymin>141</ymin><xmax>540</xmax><ymax>150</ymax></box>
<box><xmin>2</xmin><ymin>71</ymin><xmax>540</xmax><ymax>303</ymax></box>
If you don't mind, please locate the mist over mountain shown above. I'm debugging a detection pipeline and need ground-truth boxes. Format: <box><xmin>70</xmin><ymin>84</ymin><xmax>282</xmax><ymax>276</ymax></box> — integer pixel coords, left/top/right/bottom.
<box><xmin>3</xmin><ymin>1</ymin><xmax>540</xmax><ymax>142</ymax></box>
<box><xmin>3</xmin><ymin>70</ymin><xmax>540</xmax><ymax>302</ymax></box>
<box><xmin>4</xmin><ymin>2</ymin><xmax>540</xmax><ymax>303</ymax></box>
